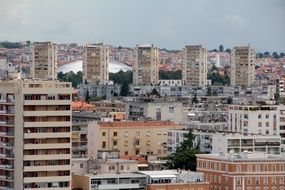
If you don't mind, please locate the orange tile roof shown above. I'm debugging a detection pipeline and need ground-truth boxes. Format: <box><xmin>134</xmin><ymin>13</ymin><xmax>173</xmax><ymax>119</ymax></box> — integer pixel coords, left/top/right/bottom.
<box><xmin>72</xmin><ymin>101</ymin><xmax>96</xmax><ymax>111</ymax></box>
<box><xmin>100</xmin><ymin>121</ymin><xmax>179</xmax><ymax>128</ymax></box>
<box><xmin>120</xmin><ymin>155</ymin><xmax>148</xmax><ymax>164</ymax></box>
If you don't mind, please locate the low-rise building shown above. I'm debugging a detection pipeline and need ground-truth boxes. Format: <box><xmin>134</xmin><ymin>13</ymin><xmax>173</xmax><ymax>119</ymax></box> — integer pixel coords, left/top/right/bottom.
<box><xmin>197</xmin><ymin>152</ymin><xmax>285</xmax><ymax>190</ymax></box>
<box><xmin>92</xmin><ymin>100</ymin><xmax>125</xmax><ymax>113</ymax></box>
<box><xmin>88</xmin><ymin>121</ymin><xmax>180</xmax><ymax>158</ymax></box>
<box><xmin>73</xmin><ymin>173</ymin><xmax>147</xmax><ymax>190</ymax></box>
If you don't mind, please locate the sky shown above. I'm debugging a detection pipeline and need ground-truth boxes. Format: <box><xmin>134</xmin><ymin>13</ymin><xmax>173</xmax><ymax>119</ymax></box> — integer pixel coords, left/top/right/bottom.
<box><xmin>0</xmin><ymin>0</ymin><xmax>285</xmax><ymax>52</ymax></box>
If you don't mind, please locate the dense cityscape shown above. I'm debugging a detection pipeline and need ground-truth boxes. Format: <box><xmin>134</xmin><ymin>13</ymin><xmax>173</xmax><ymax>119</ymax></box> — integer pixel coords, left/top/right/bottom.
<box><xmin>1</xmin><ymin>1</ymin><xmax>285</xmax><ymax>190</ymax></box>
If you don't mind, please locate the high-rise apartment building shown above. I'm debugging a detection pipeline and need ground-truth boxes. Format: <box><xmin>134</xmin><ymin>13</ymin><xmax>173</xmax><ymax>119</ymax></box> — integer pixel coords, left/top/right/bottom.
<box><xmin>182</xmin><ymin>45</ymin><xmax>207</xmax><ymax>86</ymax></box>
<box><xmin>230</xmin><ymin>46</ymin><xmax>256</xmax><ymax>86</ymax></box>
<box><xmin>0</xmin><ymin>80</ymin><xmax>72</xmax><ymax>189</ymax></box>
<box><xmin>30</xmin><ymin>42</ymin><xmax>57</xmax><ymax>80</ymax></box>
<box><xmin>83</xmin><ymin>43</ymin><xmax>109</xmax><ymax>85</ymax></box>
<box><xmin>133</xmin><ymin>44</ymin><xmax>159</xmax><ymax>86</ymax></box>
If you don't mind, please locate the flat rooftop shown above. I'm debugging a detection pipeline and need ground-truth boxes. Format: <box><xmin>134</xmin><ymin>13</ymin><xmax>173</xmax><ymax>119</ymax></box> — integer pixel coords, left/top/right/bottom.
<box><xmin>77</xmin><ymin>173</ymin><xmax>146</xmax><ymax>179</ymax></box>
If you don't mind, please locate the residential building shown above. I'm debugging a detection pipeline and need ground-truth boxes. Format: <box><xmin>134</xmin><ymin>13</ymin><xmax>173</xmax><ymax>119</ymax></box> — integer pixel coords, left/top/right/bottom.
<box><xmin>73</xmin><ymin>173</ymin><xmax>147</xmax><ymax>190</ymax></box>
<box><xmin>92</xmin><ymin>100</ymin><xmax>125</xmax><ymax>113</ymax></box>
<box><xmin>83</xmin><ymin>43</ymin><xmax>109</xmax><ymax>85</ymax></box>
<box><xmin>147</xmin><ymin>183</ymin><xmax>210</xmax><ymax>190</ymax></box>
<box><xmin>158</xmin><ymin>80</ymin><xmax>182</xmax><ymax>86</ymax></box>
<box><xmin>87</xmin><ymin>121</ymin><xmax>180</xmax><ymax>158</ymax></box>
<box><xmin>228</xmin><ymin>105</ymin><xmax>279</xmax><ymax>136</ymax></box>
<box><xmin>133</xmin><ymin>44</ymin><xmax>159</xmax><ymax>86</ymax></box>
<box><xmin>279</xmin><ymin>104</ymin><xmax>285</xmax><ymax>151</ymax></box>
<box><xmin>230</xmin><ymin>46</ymin><xmax>256</xmax><ymax>86</ymax></box>
<box><xmin>182</xmin><ymin>45</ymin><xmax>207</xmax><ymax>86</ymax></box>
<box><xmin>0</xmin><ymin>80</ymin><xmax>72</xmax><ymax>189</ymax></box>
<box><xmin>197</xmin><ymin>153</ymin><xmax>285</xmax><ymax>190</ymax></box>
<box><xmin>72</xmin><ymin>122</ymin><xmax>88</xmax><ymax>158</ymax></box>
<box><xmin>211</xmin><ymin>133</ymin><xmax>281</xmax><ymax>154</ymax></box>
<box><xmin>125</xmin><ymin>97</ymin><xmax>183</xmax><ymax>123</ymax></box>
<box><xmin>30</xmin><ymin>42</ymin><xmax>57</xmax><ymax>80</ymax></box>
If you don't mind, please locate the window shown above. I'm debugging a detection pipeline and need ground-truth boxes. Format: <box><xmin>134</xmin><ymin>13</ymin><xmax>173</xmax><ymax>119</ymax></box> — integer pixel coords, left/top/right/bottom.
<box><xmin>272</xmin><ymin>177</ymin><xmax>276</xmax><ymax>185</ymax></box>
<box><xmin>102</xmin><ymin>132</ymin><xmax>106</xmax><ymax>136</ymax></box>
<box><xmin>266</xmin><ymin>130</ymin><xmax>269</xmax><ymax>135</ymax></box>
<box><xmin>280</xmin><ymin>177</ymin><xmax>285</xmax><ymax>184</ymax></box>
<box><xmin>247</xmin><ymin>165</ymin><xmax>252</xmax><ymax>172</ymax></box>
<box><xmin>124</xmin><ymin>150</ymin><xmax>128</xmax><ymax>155</ymax></box>
<box><xmin>113</xmin><ymin>141</ymin><xmax>117</xmax><ymax>146</ymax></box>
<box><xmin>258</xmin><ymin>114</ymin><xmax>262</xmax><ymax>119</ymax></box>
<box><xmin>237</xmin><ymin>177</ymin><xmax>241</xmax><ymax>185</ymax></box>
<box><xmin>263</xmin><ymin>164</ymin><xmax>268</xmax><ymax>171</ymax></box>
<box><xmin>258</xmin><ymin>122</ymin><xmax>262</xmax><ymax>127</ymax></box>
<box><xmin>255</xmin><ymin>177</ymin><xmax>260</xmax><ymax>185</ymax></box>
<box><xmin>136</xmin><ymin>131</ymin><xmax>140</xmax><ymax>137</ymax></box>
<box><xmin>266</xmin><ymin>122</ymin><xmax>269</xmax><ymax>127</ymax></box>
<box><xmin>263</xmin><ymin>177</ymin><xmax>268</xmax><ymax>185</ymax></box>
<box><xmin>80</xmin><ymin>163</ymin><xmax>83</xmax><ymax>168</ymax></box>
<box><xmin>237</xmin><ymin>165</ymin><xmax>241</xmax><ymax>172</ymax></box>
<box><xmin>247</xmin><ymin>177</ymin><xmax>252</xmax><ymax>185</ymax></box>
<box><xmin>280</xmin><ymin>164</ymin><xmax>284</xmax><ymax>171</ymax></box>
<box><xmin>255</xmin><ymin>165</ymin><xmax>260</xmax><ymax>172</ymax></box>
<box><xmin>102</xmin><ymin>141</ymin><xmax>106</xmax><ymax>148</ymax></box>
<box><xmin>272</xmin><ymin>164</ymin><xmax>276</xmax><ymax>171</ymax></box>
<box><xmin>266</xmin><ymin>114</ymin><xmax>269</xmax><ymax>119</ymax></box>
<box><xmin>113</xmin><ymin>132</ymin><xmax>117</xmax><ymax>136</ymax></box>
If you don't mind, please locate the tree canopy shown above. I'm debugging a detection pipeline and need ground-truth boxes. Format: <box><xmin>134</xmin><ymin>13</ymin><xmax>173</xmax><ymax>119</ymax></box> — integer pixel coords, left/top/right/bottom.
<box><xmin>165</xmin><ymin>130</ymin><xmax>200</xmax><ymax>171</ymax></box>
<box><xmin>58</xmin><ymin>71</ymin><xmax>82</xmax><ymax>88</ymax></box>
<box><xmin>159</xmin><ymin>70</ymin><xmax>182</xmax><ymax>80</ymax></box>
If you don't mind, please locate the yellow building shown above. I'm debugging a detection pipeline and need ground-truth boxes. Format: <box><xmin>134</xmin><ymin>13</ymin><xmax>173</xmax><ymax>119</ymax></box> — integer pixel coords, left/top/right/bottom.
<box><xmin>88</xmin><ymin>121</ymin><xmax>180</xmax><ymax>158</ymax></box>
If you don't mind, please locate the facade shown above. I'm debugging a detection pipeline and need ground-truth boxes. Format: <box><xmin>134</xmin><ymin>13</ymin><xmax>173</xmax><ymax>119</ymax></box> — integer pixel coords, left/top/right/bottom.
<box><xmin>197</xmin><ymin>153</ymin><xmax>285</xmax><ymax>190</ymax></box>
<box><xmin>230</xmin><ymin>46</ymin><xmax>256</xmax><ymax>86</ymax></box>
<box><xmin>92</xmin><ymin>100</ymin><xmax>125</xmax><ymax>113</ymax></box>
<box><xmin>125</xmin><ymin>98</ymin><xmax>183</xmax><ymax>123</ymax></box>
<box><xmin>133</xmin><ymin>44</ymin><xmax>159</xmax><ymax>86</ymax></box>
<box><xmin>211</xmin><ymin>133</ymin><xmax>281</xmax><ymax>154</ymax></box>
<box><xmin>30</xmin><ymin>42</ymin><xmax>57</xmax><ymax>80</ymax></box>
<box><xmin>0</xmin><ymin>80</ymin><xmax>72</xmax><ymax>189</ymax></box>
<box><xmin>88</xmin><ymin>121</ymin><xmax>180</xmax><ymax>158</ymax></box>
<box><xmin>83</xmin><ymin>43</ymin><xmax>109</xmax><ymax>85</ymax></box>
<box><xmin>279</xmin><ymin>105</ymin><xmax>285</xmax><ymax>151</ymax></box>
<box><xmin>72</xmin><ymin>122</ymin><xmax>88</xmax><ymax>158</ymax></box>
<box><xmin>182</xmin><ymin>45</ymin><xmax>207</xmax><ymax>86</ymax></box>
<box><xmin>147</xmin><ymin>183</ymin><xmax>210</xmax><ymax>190</ymax></box>
<box><xmin>228</xmin><ymin>105</ymin><xmax>279</xmax><ymax>136</ymax></box>
<box><xmin>73</xmin><ymin>173</ymin><xmax>147</xmax><ymax>190</ymax></box>
<box><xmin>158</xmin><ymin>80</ymin><xmax>182</xmax><ymax>86</ymax></box>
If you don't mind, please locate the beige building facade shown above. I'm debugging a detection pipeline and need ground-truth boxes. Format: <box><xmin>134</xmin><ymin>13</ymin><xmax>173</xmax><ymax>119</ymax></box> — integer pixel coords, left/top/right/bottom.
<box><xmin>230</xmin><ymin>46</ymin><xmax>256</xmax><ymax>86</ymax></box>
<box><xmin>83</xmin><ymin>43</ymin><xmax>109</xmax><ymax>85</ymax></box>
<box><xmin>0</xmin><ymin>80</ymin><xmax>72</xmax><ymax>189</ymax></box>
<box><xmin>182</xmin><ymin>45</ymin><xmax>207</xmax><ymax>86</ymax></box>
<box><xmin>133</xmin><ymin>44</ymin><xmax>159</xmax><ymax>86</ymax></box>
<box><xmin>30</xmin><ymin>42</ymin><xmax>57</xmax><ymax>80</ymax></box>
<box><xmin>88</xmin><ymin>121</ymin><xmax>180</xmax><ymax>158</ymax></box>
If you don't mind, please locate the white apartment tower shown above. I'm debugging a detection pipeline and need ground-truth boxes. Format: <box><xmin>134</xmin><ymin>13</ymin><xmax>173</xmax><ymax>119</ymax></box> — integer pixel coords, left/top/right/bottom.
<box><xmin>30</xmin><ymin>42</ymin><xmax>57</xmax><ymax>80</ymax></box>
<box><xmin>182</xmin><ymin>45</ymin><xmax>207</xmax><ymax>86</ymax></box>
<box><xmin>0</xmin><ymin>80</ymin><xmax>72</xmax><ymax>189</ymax></box>
<box><xmin>83</xmin><ymin>43</ymin><xmax>109</xmax><ymax>85</ymax></box>
<box><xmin>133</xmin><ymin>44</ymin><xmax>159</xmax><ymax>86</ymax></box>
<box><xmin>230</xmin><ymin>46</ymin><xmax>256</xmax><ymax>86</ymax></box>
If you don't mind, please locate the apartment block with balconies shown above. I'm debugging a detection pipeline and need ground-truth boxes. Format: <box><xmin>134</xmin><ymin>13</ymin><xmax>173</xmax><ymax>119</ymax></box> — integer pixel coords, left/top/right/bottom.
<box><xmin>230</xmin><ymin>46</ymin><xmax>256</xmax><ymax>87</ymax></box>
<box><xmin>88</xmin><ymin>121</ymin><xmax>180</xmax><ymax>159</ymax></box>
<box><xmin>30</xmin><ymin>42</ymin><xmax>57</xmax><ymax>80</ymax></box>
<box><xmin>83</xmin><ymin>43</ymin><xmax>109</xmax><ymax>85</ymax></box>
<box><xmin>182</xmin><ymin>45</ymin><xmax>207</xmax><ymax>86</ymax></box>
<box><xmin>133</xmin><ymin>44</ymin><xmax>159</xmax><ymax>86</ymax></box>
<box><xmin>0</xmin><ymin>80</ymin><xmax>72</xmax><ymax>190</ymax></box>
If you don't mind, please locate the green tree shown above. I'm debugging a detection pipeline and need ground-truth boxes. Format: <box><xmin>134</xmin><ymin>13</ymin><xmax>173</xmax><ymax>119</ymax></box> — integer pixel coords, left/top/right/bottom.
<box><xmin>88</xmin><ymin>96</ymin><xmax>101</xmax><ymax>102</ymax></box>
<box><xmin>219</xmin><ymin>44</ymin><xmax>224</xmax><ymax>52</ymax></box>
<box><xmin>212</xmin><ymin>49</ymin><xmax>218</xmax><ymax>52</ymax></box>
<box><xmin>159</xmin><ymin>70</ymin><xmax>182</xmax><ymax>80</ymax></box>
<box><xmin>279</xmin><ymin>52</ymin><xmax>285</xmax><ymax>58</ymax></box>
<box><xmin>165</xmin><ymin>131</ymin><xmax>200</xmax><ymax>171</ymax></box>
<box><xmin>152</xmin><ymin>88</ymin><xmax>159</xmax><ymax>96</ymax></box>
<box><xmin>85</xmin><ymin>89</ymin><xmax>90</xmax><ymax>101</ymax></box>
<box><xmin>272</xmin><ymin>52</ymin><xmax>279</xmax><ymax>59</ymax></box>
<box><xmin>225</xmin><ymin>49</ymin><xmax>231</xmax><ymax>54</ymax></box>
<box><xmin>256</xmin><ymin>52</ymin><xmax>264</xmax><ymax>58</ymax></box>
<box><xmin>120</xmin><ymin>81</ymin><xmax>129</xmax><ymax>96</ymax></box>
<box><xmin>264</xmin><ymin>51</ymin><xmax>270</xmax><ymax>58</ymax></box>
<box><xmin>206</xmin><ymin>86</ymin><xmax>212</xmax><ymax>96</ymax></box>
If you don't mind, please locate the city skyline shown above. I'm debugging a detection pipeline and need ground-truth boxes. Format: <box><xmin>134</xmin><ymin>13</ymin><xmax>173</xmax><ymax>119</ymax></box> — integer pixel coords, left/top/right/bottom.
<box><xmin>0</xmin><ymin>0</ymin><xmax>285</xmax><ymax>52</ymax></box>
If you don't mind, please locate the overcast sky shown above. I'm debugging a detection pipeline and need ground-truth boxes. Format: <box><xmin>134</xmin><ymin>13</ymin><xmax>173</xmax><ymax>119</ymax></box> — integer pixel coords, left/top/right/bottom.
<box><xmin>0</xmin><ymin>0</ymin><xmax>284</xmax><ymax>52</ymax></box>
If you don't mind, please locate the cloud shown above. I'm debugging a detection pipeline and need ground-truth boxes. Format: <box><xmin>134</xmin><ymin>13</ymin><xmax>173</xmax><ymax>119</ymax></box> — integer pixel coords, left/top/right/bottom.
<box><xmin>224</xmin><ymin>15</ymin><xmax>246</xmax><ymax>29</ymax></box>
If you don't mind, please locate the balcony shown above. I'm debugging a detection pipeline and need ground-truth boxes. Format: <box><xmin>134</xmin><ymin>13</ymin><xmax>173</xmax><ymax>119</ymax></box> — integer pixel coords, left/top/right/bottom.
<box><xmin>24</xmin><ymin>143</ymin><xmax>70</xmax><ymax>150</ymax></box>
<box><xmin>24</xmin><ymin>132</ymin><xmax>70</xmax><ymax>139</ymax></box>
<box><xmin>0</xmin><ymin>175</ymin><xmax>14</xmax><ymax>181</ymax></box>
<box><xmin>24</xmin><ymin>188</ymin><xmax>70</xmax><ymax>190</ymax></box>
<box><xmin>0</xmin><ymin>131</ymin><xmax>14</xmax><ymax>137</ymax></box>
<box><xmin>24</xmin><ymin>164</ymin><xmax>70</xmax><ymax>172</ymax></box>
<box><xmin>0</xmin><ymin>110</ymin><xmax>14</xmax><ymax>115</ymax></box>
<box><xmin>23</xmin><ymin>175</ymin><xmax>71</xmax><ymax>183</ymax></box>
<box><xmin>24</xmin><ymin>154</ymin><xmax>71</xmax><ymax>161</ymax></box>
<box><xmin>24</xmin><ymin>100</ymin><xmax>70</xmax><ymax>106</ymax></box>
<box><xmin>24</xmin><ymin>121</ymin><xmax>70</xmax><ymax>128</ymax></box>
<box><xmin>0</xmin><ymin>142</ymin><xmax>14</xmax><ymax>149</ymax></box>
<box><xmin>24</xmin><ymin>110</ymin><xmax>71</xmax><ymax>117</ymax></box>
<box><xmin>0</xmin><ymin>99</ymin><xmax>15</xmax><ymax>105</ymax></box>
<box><xmin>0</xmin><ymin>121</ymin><xmax>14</xmax><ymax>126</ymax></box>
<box><xmin>0</xmin><ymin>164</ymin><xmax>14</xmax><ymax>170</ymax></box>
